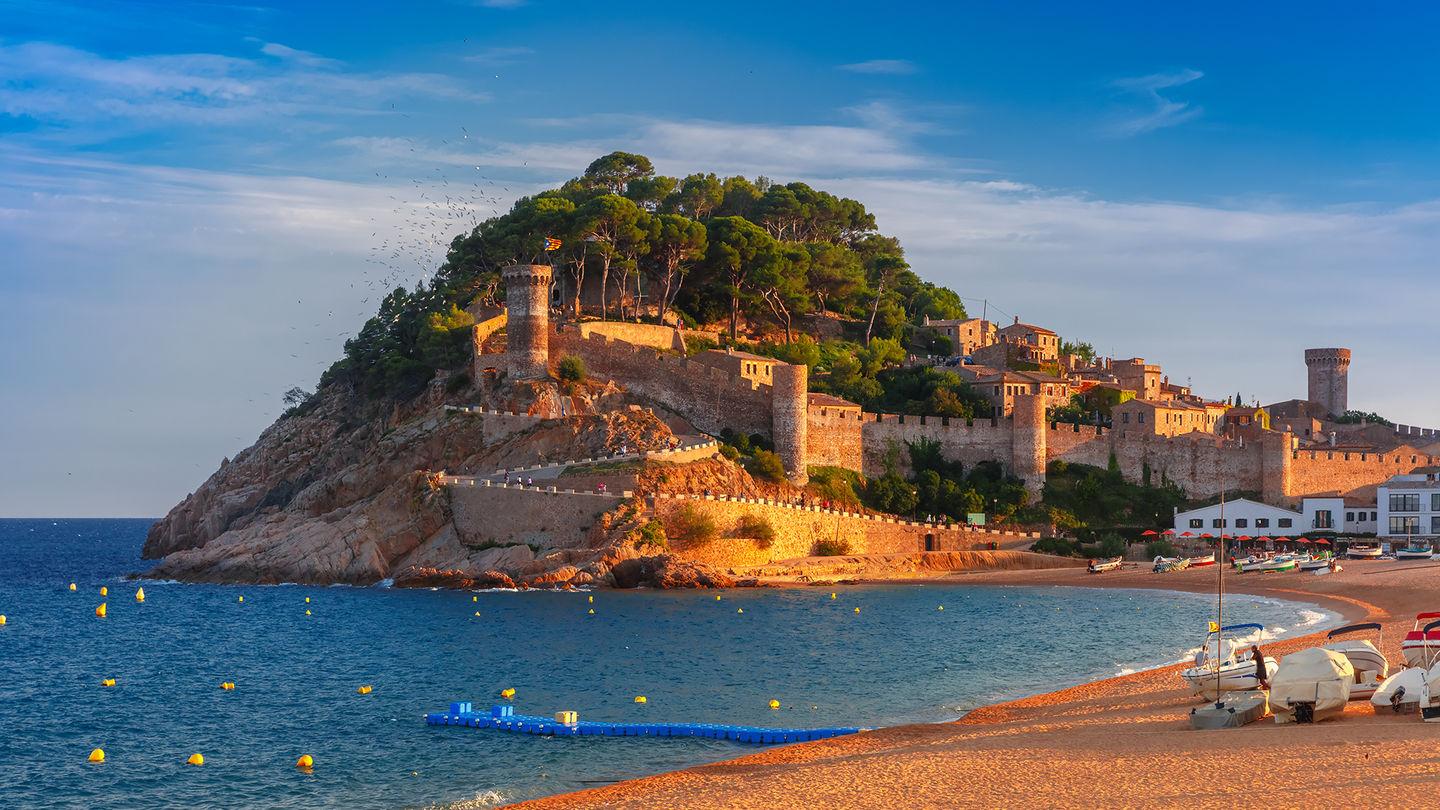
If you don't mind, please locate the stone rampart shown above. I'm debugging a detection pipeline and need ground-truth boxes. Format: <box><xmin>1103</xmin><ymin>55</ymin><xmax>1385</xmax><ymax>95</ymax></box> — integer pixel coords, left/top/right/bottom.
<box><xmin>1056</xmin><ymin>429</ymin><xmax>1267</xmax><ymax>499</ymax></box>
<box><xmin>446</xmin><ymin>481</ymin><xmax>623</xmax><ymax>552</ymax></box>
<box><xmin>1286</xmin><ymin>445</ymin><xmax>1437</xmax><ymax>506</ymax></box>
<box><xmin>805</xmin><ymin>405</ymin><xmax>864</xmax><ymax>471</ymax></box>
<box><xmin>650</xmin><ymin>493</ymin><xmax>1037</xmax><ymax>567</ymax></box>
<box><xmin>575</xmin><ymin>321</ymin><xmax>685</xmax><ymax>352</ymax></box>
<box><xmin>551</xmin><ymin>328</ymin><xmax>774</xmax><ymax>437</ymax></box>
<box><xmin>859</xmin><ymin>414</ymin><xmax>1018</xmax><ymax>478</ymax></box>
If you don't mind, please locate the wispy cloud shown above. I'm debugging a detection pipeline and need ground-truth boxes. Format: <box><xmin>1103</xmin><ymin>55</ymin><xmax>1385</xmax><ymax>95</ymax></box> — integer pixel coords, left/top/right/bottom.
<box><xmin>0</xmin><ymin>41</ymin><xmax>486</xmax><ymax>130</ymax></box>
<box><xmin>1107</xmin><ymin>68</ymin><xmax>1203</xmax><ymax>136</ymax></box>
<box><xmin>838</xmin><ymin>59</ymin><xmax>919</xmax><ymax>75</ymax></box>
<box><xmin>462</xmin><ymin>46</ymin><xmax>533</xmax><ymax>66</ymax></box>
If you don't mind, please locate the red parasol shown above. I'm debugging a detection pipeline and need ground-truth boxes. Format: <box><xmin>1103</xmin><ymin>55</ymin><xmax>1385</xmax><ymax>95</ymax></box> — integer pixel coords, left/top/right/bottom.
<box><xmin>1180</xmin><ymin>531</ymin><xmax>1195</xmax><ymax>537</ymax></box>
<box><xmin>1162</xmin><ymin>529</ymin><xmax>1177</xmax><ymax>535</ymax></box>
<box><xmin>1141</xmin><ymin>530</ymin><xmax>1157</xmax><ymax>536</ymax></box>
<box><xmin>1314</xmin><ymin>539</ymin><xmax>1331</xmax><ymax>545</ymax></box>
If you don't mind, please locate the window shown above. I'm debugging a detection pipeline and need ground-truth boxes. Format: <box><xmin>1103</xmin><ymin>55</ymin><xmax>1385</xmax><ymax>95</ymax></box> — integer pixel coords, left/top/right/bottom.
<box><xmin>1391</xmin><ymin>493</ymin><xmax>1421</xmax><ymax>512</ymax></box>
<box><xmin>1123</xmin><ymin>413</ymin><xmax>1130</xmax><ymax>424</ymax></box>
<box><xmin>1190</xmin><ymin>519</ymin><xmax>1203</xmax><ymax>528</ymax></box>
<box><xmin>1433</xmin><ymin>493</ymin><xmax>1440</xmax><ymax>511</ymax></box>
<box><xmin>1278</xmin><ymin>518</ymin><xmax>1292</xmax><ymax>528</ymax></box>
<box><xmin>1235</xmin><ymin>518</ymin><xmax>1248</xmax><ymax>528</ymax></box>
<box><xmin>1372</xmin><ymin>512</ymin><xmax>1378</xmax><ymax>521</ymax></box>
<box><xmin>1314</xmin><ymin>510</ymin><xmax>1333</xmax><ymax>530</ymax></box>
<box><xmin>1255</xmin><ymin>518</ymin><xmax>1270</xmax><ymax>528</ymax></box>
<box><xmin>1346</xmin><ymin>512</ymin><xmax>1355</xmax><ymax>523</ymax></box>
<box><xmin>1392</xmin><ymin>516</ymin><xmax>1421</xmax><ymax>535</ymax></box>
<box><xmin>1138</xmin><ymin>412</ymin><xmax>1146</xmax><ymax>424</ymax></box>
<box><xmin>1212</xmin><ymin>519</ymin><xmax>1226</xmax><ymax>529</ymax></box>
<box><xmin>1433</xmin><ymin>516</ymin><xmax>1440</xmax><ymax>534</ymax></box>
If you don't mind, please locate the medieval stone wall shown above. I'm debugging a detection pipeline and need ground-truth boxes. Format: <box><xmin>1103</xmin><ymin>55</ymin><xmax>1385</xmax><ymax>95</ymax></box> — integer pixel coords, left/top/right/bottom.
<box><xmin>860</xmin><ymin>414</ymin><xmax>1020</xmax><ymax>479</ymax></box>
<box><xmin>550</xmin><ymin>328</ymin><xmax>774</xmax><ymax>438</ymax></box>
<box><xmin>805</xmin><ymin>405</ymin><xmax>864</xmax><ymax>471</ymax></box>
<box><xmin>574</xmin><ymin>321</ymin><xmax>685</xmax><ymax>352</ymax></box>
<box><xmin>1286</xmin><ymin>445</ymin><xmax>1437</xmax><ymax>507</ymax></box>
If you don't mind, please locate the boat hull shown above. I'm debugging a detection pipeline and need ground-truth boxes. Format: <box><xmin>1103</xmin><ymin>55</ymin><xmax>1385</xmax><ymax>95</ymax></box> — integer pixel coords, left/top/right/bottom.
<box><xmin>1183</xmin><ymin>660</ymin><xmax>1279</xmax><ymax>701</ymax></box>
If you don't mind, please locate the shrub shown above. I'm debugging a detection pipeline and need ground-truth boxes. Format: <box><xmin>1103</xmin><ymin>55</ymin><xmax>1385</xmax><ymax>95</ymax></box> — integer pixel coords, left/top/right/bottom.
<box><xmin>815</xmin><ymin>538</ymin><xmax>852</xmax><ymax>557</ymax></box>
<box><xmin>1098</xmin><ymin>531</ymin><xmax>1126</xmax><ymax>558</ymax></box>
<box><xmin>1030</xmin><ymin>536</ymin><xmax>1078</xmax><ymax>557</ymax></box>
<box><xmin>633</xmin><ymin>518</ymin><xmax>668</xmax><ymax>550</ymax></box>
<box><xmin>1145</xmin><ymin>539</ymin><xmax>1176</xmax><ymax>559</ymax></box>
<box><xmin>445</xmin><ymin>372</ymin><xmax>472</xmax><ymax>394</ymax></box>
<box><xmin>666</xmin><ymin>504</ymin><xmax>717</xmax><ymax>547</ymax></box>
<box><xmin>558</xmin><ymin>354</ymin><xmax>586</xmax><ymax>383</ymax></box>
<box><xmin>719</xmin><ymin>427</ymin><xmax>749</xmax><ymax>453</ymax></box>
<box><xmin>747</xmin><ymin>449</ymin><xmax>787</xmax><ymax>483</ymax></box>
<box><xmin>718</xmin><ymin>444</ymin><xmax>740</xmax><ymax>461</ymax></box>
<box><xmin>737</xmin><ymin>513</ymin><xmax>776</xmax><ymax>549</ymax></box>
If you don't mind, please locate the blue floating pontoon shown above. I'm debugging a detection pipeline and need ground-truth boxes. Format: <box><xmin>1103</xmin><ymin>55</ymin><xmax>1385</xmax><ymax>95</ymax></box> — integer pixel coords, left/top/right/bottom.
<box><xmin>424</xmin><ymin>703</ymin><xmax>871</xmax><ymax>744</ymax></box>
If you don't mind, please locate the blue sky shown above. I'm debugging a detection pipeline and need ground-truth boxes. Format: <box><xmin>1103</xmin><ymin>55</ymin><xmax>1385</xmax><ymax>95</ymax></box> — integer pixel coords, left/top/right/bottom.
<box><xmin>3</xmin><ymin>1</ymin><xmax>1439</xmax><ymax>517</ymax></box>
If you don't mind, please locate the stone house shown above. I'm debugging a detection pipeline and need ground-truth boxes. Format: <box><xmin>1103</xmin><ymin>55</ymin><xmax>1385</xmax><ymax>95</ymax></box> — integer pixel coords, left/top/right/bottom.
<box><xmin>969</xmin><ymin>370</ymin><xmax>1071</xmax><ymax>417</ymax></box>
<box><xmin>1112</xmin><ymin>358</ymin><xmax>1162</xmax><ymax>401</ymax></box>
<box><xmin>921</xmin><ymin>316</ymin><xmax>995</xmax><ymax>358</ymax></box>
<box><xmin>1112</xmin><ymin>398</ymin><xmax>1225</xmax><ymax>437</ymax></box>
<box><xmin>690</xmin><ymin>348</ymin><xmax>778</xmax><ymax>386</ymax></box>
<box><xmin>994</xmin><ymin>318</ymin><xmax>1059</xmax><ymax>363</ymax></box>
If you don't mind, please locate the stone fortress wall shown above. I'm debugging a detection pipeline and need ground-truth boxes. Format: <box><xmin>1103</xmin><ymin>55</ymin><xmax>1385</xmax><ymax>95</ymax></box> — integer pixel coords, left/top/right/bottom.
<box><xmin>495</xmin><ymin>266</ymin><xmax>1429</xmax><ymax>509</ymax></box>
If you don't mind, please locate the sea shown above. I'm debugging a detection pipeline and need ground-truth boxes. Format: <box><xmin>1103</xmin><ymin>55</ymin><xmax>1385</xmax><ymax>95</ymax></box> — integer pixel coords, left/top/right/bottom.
<box><xmin>0</xmin><ymin>518</ymin><xmax>1340</xmax><ymax>810</ymax></box>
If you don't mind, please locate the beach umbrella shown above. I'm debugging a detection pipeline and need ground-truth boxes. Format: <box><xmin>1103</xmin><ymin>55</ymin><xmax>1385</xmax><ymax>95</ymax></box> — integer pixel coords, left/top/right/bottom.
<box><xmin>1141</xmin><ymin>530</ymin><xmax>1157</xmax><ymax>536</ymax></box>
<box><xmin>1162</xmin><ymin>529</ymin><xmax>1177</xmax><ymax>535</ymax></box>
<box><xmin>1180</xmin><ymin>531</ymin><xmax>1195</xmax><ymax>537</ymax></box>
<box><xmin>1314</xmin><ymin>538</ymin><xmax>1331</xmax><ymax>545</ymax></box>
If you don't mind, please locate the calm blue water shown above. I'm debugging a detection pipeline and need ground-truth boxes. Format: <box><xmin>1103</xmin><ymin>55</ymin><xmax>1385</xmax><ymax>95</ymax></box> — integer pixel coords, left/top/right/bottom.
<box><xmin>0</xmin><ymin>519</ymin><xmax>1338</xmax><ymax>809</ymax></box>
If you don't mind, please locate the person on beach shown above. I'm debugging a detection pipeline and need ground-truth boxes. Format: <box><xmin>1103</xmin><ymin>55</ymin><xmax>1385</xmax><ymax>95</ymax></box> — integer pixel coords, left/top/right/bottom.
<box><xmin>1252</xmin><ymin>645</ymin><xmax>1271</xmax><ymax>689</ymax></box>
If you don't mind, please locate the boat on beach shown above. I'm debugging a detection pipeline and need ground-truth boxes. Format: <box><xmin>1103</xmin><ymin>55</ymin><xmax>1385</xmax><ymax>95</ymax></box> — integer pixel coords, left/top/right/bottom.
<box><xmin>1396</xmin><ymin>545</ymin><xmax>1435</xmax><ymax>560</ymax></box>
<box><xmin>1320</xmin><ymin>623</ymin><xmax>1388</xmax><ymax>700</ymax></box>
<box><xmin>1238</xmin><ymin>553</ymin><xmax>1304</xmax><ymax>574</ymax></box>
<box><xmin>1401</xmin><ymin>613</ymin><xmax>1440</xmax><ymax>668</ymax></box>
<box><xmin>1153</xmin><ymin>556</ymin><xmax>1191</xmax><ymax>573</ymax></box>
<box><xmin>1270</xmin><ymin>647</ymin><xmax>1353</xmax><ymax>723</ymax></box>
<box><xmin>1188</xmin><ymin>553</ymin><xmax>1215</xmax><ymax>567</ymax></box>
<box><xmin>1299</xmin><ymin>552</ymin><xmax>1336</xmax><ymax>571</ymax></box>
<box><xmin>1088</xmin><ymin>556</ymin><xmax>1123</xmax><ymax>574</ymax></box>
<box><xmin>1181</xmin><ymin>623</ymin><xmax>1278</xmax><ymax>700</ymax></box>
<box><xmin>1347</xmin><ymin>544</ymin><xmax>1383</xmax><ymax>559</ymax></box>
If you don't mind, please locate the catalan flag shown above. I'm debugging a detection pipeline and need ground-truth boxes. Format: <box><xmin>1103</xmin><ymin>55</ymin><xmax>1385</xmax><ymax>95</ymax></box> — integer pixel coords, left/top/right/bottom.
<box><xmin>544</xmin><ymin>237</ymin><xmax>562</xmax><ymax>250</ymax></box>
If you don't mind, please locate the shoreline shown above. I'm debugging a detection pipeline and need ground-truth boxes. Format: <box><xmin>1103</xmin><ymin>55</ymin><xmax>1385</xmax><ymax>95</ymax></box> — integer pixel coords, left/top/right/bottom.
<box><xmin>510</xmin><ymin>561</ymin><xmax>1440</xmax><ymax>809</ymax></box>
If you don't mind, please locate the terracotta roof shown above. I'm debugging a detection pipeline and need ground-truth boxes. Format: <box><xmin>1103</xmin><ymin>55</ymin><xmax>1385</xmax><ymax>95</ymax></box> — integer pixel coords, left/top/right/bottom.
<box><xmin>807</xmin><ymin>393</ymin><xmax>859</xmax><ymax>408</ymax></box>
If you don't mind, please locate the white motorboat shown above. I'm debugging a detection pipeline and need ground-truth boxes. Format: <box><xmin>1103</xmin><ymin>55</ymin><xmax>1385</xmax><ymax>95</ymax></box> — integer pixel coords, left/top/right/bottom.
<box><xmin>1188</xmin><ymin>553</ymin><xmax>1216</xmax><ymax>567</ymax></box>
<box><xmin>1299</xmin><ymin>552</ymin><xmax>1336</xmax><ymax>571</ymax></box>
<box><xmin>1373</xmin><ymin>667</ymin><xmax>1426</xmax><ymax>713</ymax></box>
<box><xmin>1181</xmin><ymin>623</ymin><xmax>1278</xmax><ymax>700</ymax></box>
<box><xmin>1396</xmin><ymin>545</ymin><xmax>1435</xmax><ymax>560</ymax></box>
<box><xmin>1238</xmin><ymin>554</ymin><xmax>1302</xmax><ymax>574</ymax></box>
<box><xmin>1347</xmin><ymin>544</ymin><xmax>1383</xmax><ymax>559</ymax></box>
<box><xmin>1270</xmin><ymin>647</ymin><xmax>1353</xmax><ymax>724</ymax></box>
<box><xmin>1320</xmin><ymin>623</ymin><xmax>1388</xmax><ymax>700</ymax></box>
<box><xmin>1400</xmin><ymin>613</ymin><xmax>1440</xmax><ymax>668</ymax></box>
<box><xmin>1088</xmin><ymin>556</ymin><xmax>1123</xmax><ymax>574</ymax></box>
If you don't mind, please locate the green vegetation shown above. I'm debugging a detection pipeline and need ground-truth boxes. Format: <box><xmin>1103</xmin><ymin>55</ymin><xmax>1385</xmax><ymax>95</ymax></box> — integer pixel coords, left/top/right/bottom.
<box><xmin>1028</xmin><ymin>456</ymin><xmax>1189</xmax><ymax>541</ymax></box>
<box><xmin>746</xmin><ymin>449</ymin><xmax>787</xmax><ymax>483</ymax></box>
<box><xmin>806</xmin><ymin>466</ymin><xmax>864</xmax><ymax>509</ymax></box>
<box><xmin>633</xmin><ymin>518</ymin><xmax>667</xmax><ymax>550</ymax></box>
<box><xmin>557</xmin><ymin>354</ymin><xmax>587</xmax><ymax>383</ymax></box>
<box><xmin>737</xmin><ymin>513</ymin><xmax>776</xmax><ymax>549</ymax></box>
<box><xmin>1145</xmin><ymin>539</ymin><xmax>1176</xmax><ymax>558</ymax></box>
<box><xmin>1333</xmin><ymin>410</ymin><xmax>1392</xmax><ymax>426</ymax></box>
<box><xmin>815</xmin><ymin>538</ymin><xmax>852</xmax><ymax>556</ymax></box>
<box><xmin>666</xmin><ymin>504</ymin><xmax>717</xmax><ymax>548</ymax></box>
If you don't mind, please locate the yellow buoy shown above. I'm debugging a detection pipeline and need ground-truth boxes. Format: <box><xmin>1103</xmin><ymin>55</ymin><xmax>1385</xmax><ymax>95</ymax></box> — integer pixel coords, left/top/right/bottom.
<box><xmin>357</xmin><ymin>686</ymin><xmax>372</xmax><ymax>694</ymax></box>
<box><xmin>716</xmin><ymin>595</ymin><xmax>721</xmax><ymax>600</ymax></box>
<box><xmin>737</xmin><ymin>608</ymin><xmax>743</xmax><ymax>613</ymax></box>
<box><xmin>296</xmin><ymin>755</ymin><xmax>313</xmax><ymax>768</ymax></box>
<box><xmin>102</xmin><ymin>678</ymin><xmax>115</xmax><ymax>686</ymax></box>
<box><xmin>220</xmin><ymin>682</ymin><xmax>235</xmax><ymax>689</ymax></box>
<box><xmin>588</xmin><ymin>609</ymin><xmax>594</xmax><ymax>614</ymax></box>
<box><xmin>501</xmin><ymin>688</ymin><xmax>515</xmax><ymax>698</ymax></box>
<box><xmin>305</xmin><ymin>597</ymin><xmax>309</xmax><ymax>603</ymax></box>
<box><xmin>239</xmin><ymin>596</ymin><xmax>243</xmax><ymax>602</ymax></box>
<box><xmin>634</xmin><ymin>696</ymin><xmax>647</xmax><ymax>703</ymax></box>
<box><xmin>0</xmin><ymin>615</ymin><xmax>5</xmax><ymax>626</ymax></box>
<box><xmin>475</xmin><ymin>612</ymin><xmax>481</xmax><ymax>616</ymax></box>
<box><xmin>853</xmin><ymin>607</ymin><xmax>860</xmax><ymax>613</ymax></box>
<box><xmin>305</xmin><ymin>610</ymin><xmax>311</xmax><ymax>615</ymax></box>
<box><xmin>187</xmin><ymin>753</ymin><xmax>204</xmax><ymax>765</ymax></box>
<box><xmin>768</xmin><ymin>699</ymin><xmax>779</xmax><ymax>709</ymax></box>
<box><xmin>100</xmin><ymin>587</ymin><xmax>107</xmax><ymax>596</ymax></box>
<box><xmin>89</xmin><ymin>748</ymin><xmax>105</xmax><ymax>763</ymax></box>
<box><xmin>473</xmin><ymin>596</ymin><xmax>477</xmax><ymax>601</ymax></box>
<box><xmin>70</xmin><ymin>583</ymin><xmax>77</xmax><ymax>591</ymax></box>
<box><xmin>589</xmin><ymin>596</ymin><xmax>594</xmax><ymax>603</ymax></box>
<box><xmin>831</xmin><ymin>593</ymin><xmax>836</xmax><ymax>599</ymax></box>
<box><xmin>95</xmin><ymin>603</ymin><xmax>107</xmax><ymax>618</ymax></box>
<box><xmin>136</xmin><ymin>588</ymin><xmax>145</xmax><ymax>602</ymax></box>
<box><xmin>938</xmin><ymin>606</ymin><xmax>943</xmax><ymax>610</ymax></box>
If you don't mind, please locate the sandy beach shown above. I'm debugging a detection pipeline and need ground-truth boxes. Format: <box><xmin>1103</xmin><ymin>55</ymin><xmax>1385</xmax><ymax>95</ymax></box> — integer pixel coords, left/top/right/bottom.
<box><xmin>514</xmin><ymin>559</ymin><xmax>1440</xmax><ymax>809</ymax></box>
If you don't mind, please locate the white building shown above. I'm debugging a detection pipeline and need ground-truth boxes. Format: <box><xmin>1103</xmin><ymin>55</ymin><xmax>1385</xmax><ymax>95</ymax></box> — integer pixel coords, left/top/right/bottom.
<box><xmin>1377</xmin><ymin>473</ymin><xmax>1440</xmax><ymax>539</ymax></box>
<box><xmin>1171</xmin><ymin>497</ymin><xmax>1371</xmax><ymax>537</ymax></box>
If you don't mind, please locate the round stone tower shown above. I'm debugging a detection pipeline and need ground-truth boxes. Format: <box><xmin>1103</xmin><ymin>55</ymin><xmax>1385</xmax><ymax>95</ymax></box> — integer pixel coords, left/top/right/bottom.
<box><xmin>771</xmin><ymin>364</ymin><xmax>810</xmax><ymax>486</ymax></box>
<box><xmin>1304</xmin><ymin>348</ymin><xmax>1350</xmax><ymax>418</ymax></box>
<box><xmin>502</xmin><ymin>264</ymin><xmax>553</xmax><ymax>381</ymax></box>
<box><xmin>1011</xmin><ymin>393</ymin><xmax>1047</xmax><ymax>499</ymax></box>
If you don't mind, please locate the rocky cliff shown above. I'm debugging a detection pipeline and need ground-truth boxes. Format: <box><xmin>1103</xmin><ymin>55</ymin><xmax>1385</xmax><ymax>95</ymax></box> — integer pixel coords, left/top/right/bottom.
<box><xmin>140</xmin><ymin>377</ymin><xmax>733</xmax><ymax>588</ymax></box>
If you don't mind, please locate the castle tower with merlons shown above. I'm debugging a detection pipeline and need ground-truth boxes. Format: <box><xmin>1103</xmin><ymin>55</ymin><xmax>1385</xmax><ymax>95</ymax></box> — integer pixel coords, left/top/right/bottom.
<box><xmin>1305</xmin><ymin>347</ymin><xmax>1350</xmax><ymax>418</ymax></box>
<box><xmin>502</xmin><ymin>264</ymin><xmax>553</xmax><ymax>381</ymax></box>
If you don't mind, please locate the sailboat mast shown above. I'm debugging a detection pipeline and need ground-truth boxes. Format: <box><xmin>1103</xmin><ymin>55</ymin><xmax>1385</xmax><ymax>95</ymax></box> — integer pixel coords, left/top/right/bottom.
<box><xmin>1216</xmin><ymin>482</ymin><xmax>1225</xmax><ymax>704</ymax></box>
